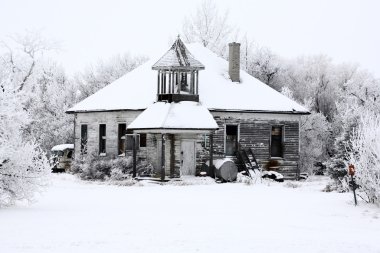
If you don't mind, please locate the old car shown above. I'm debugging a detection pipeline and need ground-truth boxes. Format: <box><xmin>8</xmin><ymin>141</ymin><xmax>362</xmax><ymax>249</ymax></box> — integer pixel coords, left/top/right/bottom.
<box><xmin>50</xmin><ymin>144</ymin><xmax>74</xmax><ymax>172</ymax></box>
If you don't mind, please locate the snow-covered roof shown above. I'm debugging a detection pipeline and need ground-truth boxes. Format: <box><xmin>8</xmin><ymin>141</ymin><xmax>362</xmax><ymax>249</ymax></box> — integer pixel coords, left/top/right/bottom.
<box><xmin>127</xmin><ymin>101</ymin><xmax>218</xmax><ymax>132</ymax></box>
<box><xmin>51</xmin><ymin>144</ymin><xmax>74</xmax><ymax>151</ymax></box>
<box><xmin>67</xmin><ymin>43</ymin><xmax>309</xmax><ymax>114</ymax></box>
<box><xmin>152</xmin><ymin>37</ymin><xmax>205</xmax><ymax>70</ymax></box>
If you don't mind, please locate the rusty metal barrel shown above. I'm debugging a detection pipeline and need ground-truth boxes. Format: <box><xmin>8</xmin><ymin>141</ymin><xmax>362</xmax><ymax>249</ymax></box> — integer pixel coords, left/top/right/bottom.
<box><xmin>214</xmin><ymin>159</ymin><xmax>238</xmax><ymax>182</ymax></box>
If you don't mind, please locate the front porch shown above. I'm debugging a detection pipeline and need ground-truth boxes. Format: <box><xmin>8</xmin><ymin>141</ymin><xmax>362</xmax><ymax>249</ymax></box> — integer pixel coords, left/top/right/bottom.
<box><xmin>127</xmin><ymin>101</ymin><xmax>219</xmax><ymax>179</ymax></box>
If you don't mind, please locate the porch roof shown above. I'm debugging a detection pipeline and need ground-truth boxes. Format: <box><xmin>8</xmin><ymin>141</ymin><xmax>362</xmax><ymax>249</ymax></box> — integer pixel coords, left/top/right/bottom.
<box><xmin>127</xmin><ymin>101</ymin><xmax>218</xmax><ymax>132</ymax></box>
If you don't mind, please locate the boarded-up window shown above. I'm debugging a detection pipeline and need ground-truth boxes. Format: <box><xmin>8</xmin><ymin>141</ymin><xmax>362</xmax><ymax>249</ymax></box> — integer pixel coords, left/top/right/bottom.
<box><xmin>225</xmin><ymin>125</ymin><xmax>238</xmax><ymax>156</ymax></box>
<box><xmin>99</xmin><ymin>124</ymin><xmax>106</xmax><ymax>154</ymax></box>
<box><xmin>81</xmin><ymin>124</ymin><xmax>88</xmax><ymax>154</ymax></box>
<box><xmin>118</xmin><ymin>124</ymin><xmax>126</xmax><ymax>155</ymax></box>
<box><xmin>202</xmin><ymin>134</ymin><xmax>209</xmax><ymax>148</ymax></box>
<box><xmin>271</xmin><ymin>126</ymin><xmax>284</xmax><ymax>158</ymax></box>
<box><xmin>126</xmin><ymin>134</ymin><xmax>140</xmax><ymax>151</ymax></box>
<box><xmin>125</xmin><ymin>130</ymin><xmax>146</xmax><ymax>150</ymax></box>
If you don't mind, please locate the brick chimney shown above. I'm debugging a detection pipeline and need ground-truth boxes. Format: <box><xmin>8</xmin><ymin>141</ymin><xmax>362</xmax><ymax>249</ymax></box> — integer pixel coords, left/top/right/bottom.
<box><xmin>228</xmin><ymin>42</ymin><xmax>240</xmax><ymax>82</ymax></box>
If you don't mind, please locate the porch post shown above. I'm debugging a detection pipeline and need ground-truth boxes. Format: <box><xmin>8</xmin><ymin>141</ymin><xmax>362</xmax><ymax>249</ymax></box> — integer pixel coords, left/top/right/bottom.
<box><xmin>209</xmin><ymin>133</ymin><xmax>214</xmax><ymax>178</ymax></box>
<box><xmin>161</xmin><ymin>134</ymin><xmax>165</xmax><ymax>181</ymax></box>
<box><xmin>132</xmin><ymin>134</ymin><xmax>137</xmax><ymax>178</ymax></box>
<box><xmin>170</xmin><ymin>134</ymin><xmax>175</xmax><ymax>178</ymax></box>
<box><xmin>157</xmin><ymin>70</ymin><xmax>160</xmax><ymax>95</ymax></box>
<box><xmin>195</xmin><ymin>71</ymin><xmax>199</xmax><ymax>95</ymax></box>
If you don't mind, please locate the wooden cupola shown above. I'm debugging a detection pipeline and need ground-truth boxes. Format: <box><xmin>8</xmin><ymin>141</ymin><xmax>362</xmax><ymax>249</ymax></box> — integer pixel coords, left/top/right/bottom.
<box><xmin>152</xmin><ymin>37</ymin><xmax>205</xmax><ymax>103</ymax></box>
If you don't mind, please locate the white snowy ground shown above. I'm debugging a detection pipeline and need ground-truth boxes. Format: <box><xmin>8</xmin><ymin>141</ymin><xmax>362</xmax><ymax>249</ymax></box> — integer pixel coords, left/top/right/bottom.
<box><xmin>1</xmin><ymin>175</ymin><xmax>379</xmax><ymax>253</ymax></box>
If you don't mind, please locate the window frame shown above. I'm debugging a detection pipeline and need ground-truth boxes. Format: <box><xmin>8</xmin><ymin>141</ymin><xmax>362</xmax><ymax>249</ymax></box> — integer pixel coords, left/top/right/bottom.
<box><xmin>139</xmin><ymin>133</ymin><xmax>147</xmax><ymax>148</ymax></box>
<box><xmin>118</xmin><ymin>123</ymin><xmax>127</xmax><ymax>155</ymax></box>
<box><xmin>224</xmin><ymin>124</ymin><xmax>240</xmax><ymax>157</ymax></box>
<box><xmin>80</xmin><ymin>124</ymin><xmax>88</xmax><ymax>154</ymax></box>
<box><xmin>99</xmin><ymin>124</ymin><xmax>107</xmax><ymax>155</ymax></box>
<box><xmin>270</xmin><ymin>125</ymin><xmax>285</xmax><ymax>158</ymax></box>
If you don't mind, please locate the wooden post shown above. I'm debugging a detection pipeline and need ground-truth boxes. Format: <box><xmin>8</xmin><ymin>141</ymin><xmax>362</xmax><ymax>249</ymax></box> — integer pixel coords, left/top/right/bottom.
<box><xmin>161</xmin><ymin>71</ymin><xmax>164</xmax><ymax>94</ymax></box>
<box><xmin>170</xmin><ymin>134</ymin><xmax>175</xmax><ymax>178</ymax></box>
<box><xmin>190</xmin><ymin>71</ymin><xmax>194</xmax><ymax>94</ymax></box>
<box><xmin>351</xmin><ymin>175</ymin><xmax>357</xmax><ymax>206</ymax></box>
<box><xmin>209</xmin><ymin>133</ymin><xmax>214</xmax><ymax>178</ymax></box>
<box><xmin>195</xmin><ymin>71</ymin><xmax>199</xmax><ymax>95</ymax></box>
<box><xmin>157</xmin><ymin>71</ymin><xmax>160</xmax><ymax>95</ymax></box>
<box><xmin>177</xmin><ymin>71</ymin><xmax>181</xmax><ymax>94</ymax></box>
<box><xmin>169</xmin><ymin>71</ymin><xmax>172</xmax><ymax>94</ymax></box>
<box><xmin>161</xmin><ymin>134</ymin><xmax>165</xmax><ymax>181</ymax></box>
<box><xmin>132</xmin><ymin>134</ymin><xmax>137</xmax><ymax>178</ymax></box>
<box><xmin>171</xmin><ymin>72</ymin><xmax>174</xmax><ymax>93</ymax></box>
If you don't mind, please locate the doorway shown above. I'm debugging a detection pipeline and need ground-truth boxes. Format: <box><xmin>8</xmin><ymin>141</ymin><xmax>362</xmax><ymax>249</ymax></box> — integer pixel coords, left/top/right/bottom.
<box><xmin>225</xmin><ymin>124</ymin><xmax>239</xmax><ymax>156</ymax></box>
<box><xmin>180</xmin><ymin>140</ymin><xmax>196</xmax><ymax>175</ymax></box>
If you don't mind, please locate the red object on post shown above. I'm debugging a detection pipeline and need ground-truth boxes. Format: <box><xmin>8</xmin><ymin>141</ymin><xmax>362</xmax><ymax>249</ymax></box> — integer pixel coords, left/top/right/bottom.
<box><xmin>348</xmin><ymin>164</ymin><xmax>355</xmax><ymax>176</ymax></box>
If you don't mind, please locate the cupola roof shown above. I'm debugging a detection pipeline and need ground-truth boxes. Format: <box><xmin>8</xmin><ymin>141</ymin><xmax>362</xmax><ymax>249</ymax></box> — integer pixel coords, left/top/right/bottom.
<box><xmin>152</xmin><ymin>37</ymin><xmax>205</xmax><ymax>71</ymax></box>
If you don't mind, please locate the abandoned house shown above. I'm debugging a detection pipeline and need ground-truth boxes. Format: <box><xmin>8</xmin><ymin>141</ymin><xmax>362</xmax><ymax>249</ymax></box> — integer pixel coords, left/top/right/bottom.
<box><xmin>67</xmin><ymin>37</ymin><xmax>309</xmax><ymax>179</ymax></box>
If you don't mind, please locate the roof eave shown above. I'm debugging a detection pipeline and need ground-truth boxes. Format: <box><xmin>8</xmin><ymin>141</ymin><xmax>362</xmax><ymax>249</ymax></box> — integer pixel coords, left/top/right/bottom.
<box><xmin>127</xmin><ymin>127</ymin><xmax>219</xmax><ymax>134</ymax></box>
<box><xmin>208</xmin><ymin>108</ymin><xmax>311</xmax><ymax>115</ymax></box>
<box><xmin>66</xmin><ymin>108</ymin><xmax>310</xmax><ymax>115</ymax></box>
<box><xmin>65</xmin><ymin>108</ymin><xmax>146</xmax><ymax>114</ymax></box>
<box><xmin>151</xmin><ymin>66</ymin><xmax>205</xmax><ymax>71</ymax></box>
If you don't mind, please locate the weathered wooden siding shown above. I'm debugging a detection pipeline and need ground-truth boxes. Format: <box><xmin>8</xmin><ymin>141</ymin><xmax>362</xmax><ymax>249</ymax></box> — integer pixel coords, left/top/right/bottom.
<box><xmin>196</xmin><ymin>112</ymin><xmax>301</xmax><ymax>179</ymax></box>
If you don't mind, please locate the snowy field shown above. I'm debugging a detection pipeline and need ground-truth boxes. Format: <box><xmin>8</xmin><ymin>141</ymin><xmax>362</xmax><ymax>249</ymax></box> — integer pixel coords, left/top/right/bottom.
<box><xmin>1</xmin><ymin>175</ymin><xmax>379</xmax><ymax>253</ymax></box>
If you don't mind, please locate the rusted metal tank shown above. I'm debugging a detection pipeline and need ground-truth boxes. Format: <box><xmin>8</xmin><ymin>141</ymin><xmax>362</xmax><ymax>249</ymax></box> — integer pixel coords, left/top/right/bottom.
<box><xmin>214</xmin><ymin>158</ymin><xmax>238</xmax><ymax>182</ymax></box>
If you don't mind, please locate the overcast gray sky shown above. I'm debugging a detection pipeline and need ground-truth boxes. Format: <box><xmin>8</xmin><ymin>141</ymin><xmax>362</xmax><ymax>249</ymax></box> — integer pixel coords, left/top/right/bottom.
<box><xmin>1</xmin><ymin>0</ymin><xmax>379</xmax><ymax>77</ymax></box>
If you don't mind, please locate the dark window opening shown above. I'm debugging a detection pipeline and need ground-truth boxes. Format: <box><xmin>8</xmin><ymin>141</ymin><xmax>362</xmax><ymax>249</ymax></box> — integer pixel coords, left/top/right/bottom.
<box><xmin>80</xmin><ymin>124</ymin><xmax>88</xmax><ymax>154</ymax></box>
<box><xmin>67</xmin><ymin>150</ymin><xmax>73</xmax><ymax>159</ymax></box>
<box><xmin>99</xmin><ymin>124</ymin><xmax>106</xmax><ymax>154</ymax></box>
<box><xmin>225</xmin><ymin>125</ymin><xmax>238</xmax><ymax>156</ymax></box>
<box><xmin>181</xmin><ymin>73</ymin><xmax>187</xmax><ymax>87</ymax></box>
<box><xmin>140</xmin><ymin>133</ymin><xmax>147</xmax><ymax>147</ymax></box>
<box><xmin>180</xmin><ymin>73</ymin><xmax>189</xmax><ymax>92</ymax></box>
<box><xmin>271</xmin><ymin>126</ymin><xmax>283</xmax><ymax>158</ymax></box>
<box><xmin>118</xmin><ymin>124</ymin><xmax>127</xmax><ymax>155</ymax></box>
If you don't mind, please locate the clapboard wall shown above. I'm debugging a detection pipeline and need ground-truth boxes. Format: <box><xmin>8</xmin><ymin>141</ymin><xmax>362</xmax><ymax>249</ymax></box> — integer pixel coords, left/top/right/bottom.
<box><xmin>197</xmin><ymin>111</ymin><xmax>301</xmax><ymax>179</ymax></box>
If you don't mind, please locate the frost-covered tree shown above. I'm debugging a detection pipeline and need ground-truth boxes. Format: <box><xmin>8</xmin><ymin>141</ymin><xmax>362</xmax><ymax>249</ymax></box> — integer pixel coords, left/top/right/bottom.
<box><xmin>182</xmin><ymin>0</ymin><xmax>234</xmax><ymax>57</ymax></box>
<box><xmin>348</xmin><ymin>111</ymin><xmax>380</xmax><ymax>204</ymax></box>
<box><xmin>281</xmin><ymin>88</ymin><xmax>331</xmax><ymax>173</ymax></box>
<box><xmin>0</xmin><ymin>31</ymin><xmax>55</xmax><ymax>93</ymax></box>
<box><xmin>75</xmin><ymin>53</ymin><xmax>147</xmax><ymax>100</ymax></box>
<box><xmin>0</xmin><ymin>75</ymin><xmax>50</xmax><ymax>207</ymax></box>
<box><xmin>299</xmin><ymin>108</ymin><xmax>331</xmax><ymax>174</ymax></box>
<box><xmin>327</xmin><ymin>68</ymin><xmax>380</xmax><ymax>182</ymax></box>
<box><xmin>281</xmin><ymin>55</ymin><xmax>339</xmax><ymax>122</ymax></box>
<box><xmin>246</xmin><ymin>45</ymin><xmax>282</xmax><ymax>90</ymax></box>
<box><xmin>25</xmin><ymin>63</ymin><xmax>78</xmax><ymax>151</ymax></box>
<box><xmin>1</xmin><ymin>32</ymin><xmax>79</xmax><ymax>152</ymax></box>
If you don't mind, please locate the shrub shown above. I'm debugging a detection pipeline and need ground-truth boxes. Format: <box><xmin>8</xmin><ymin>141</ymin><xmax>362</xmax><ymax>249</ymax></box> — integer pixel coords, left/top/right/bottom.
<box><xmin>71</xmin><ymin>154</ymin><xmax>153</xmax><ymax>181</ymax></box>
